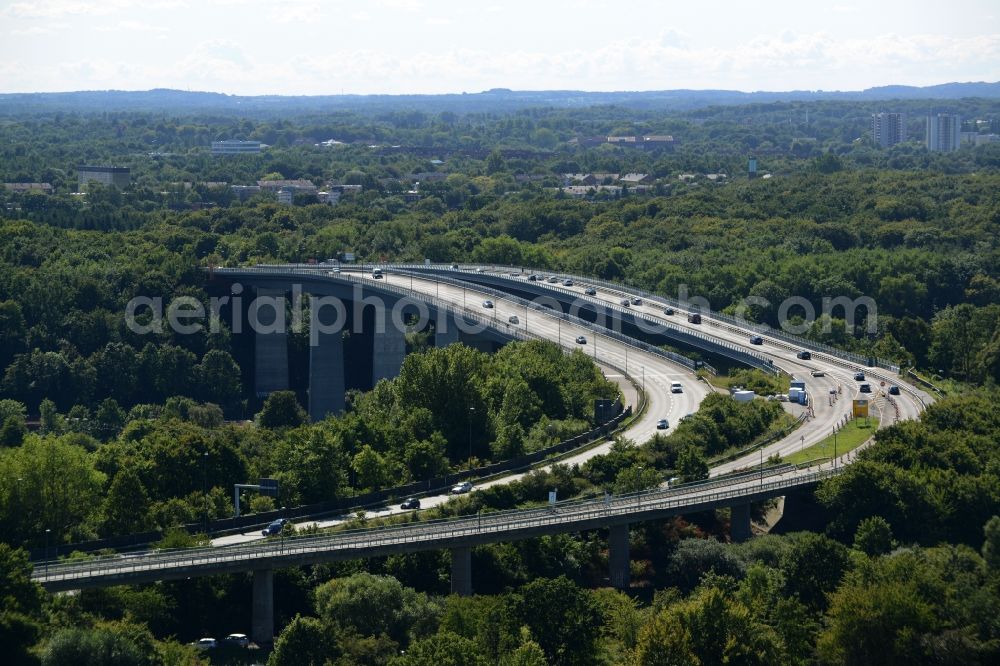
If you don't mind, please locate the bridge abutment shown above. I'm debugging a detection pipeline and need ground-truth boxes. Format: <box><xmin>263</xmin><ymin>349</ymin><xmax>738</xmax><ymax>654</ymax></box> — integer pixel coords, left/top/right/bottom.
<box><xmin>730</xmin><ymin>503</ymin><xmax>752</xmax><ymax>543</ymax></box>
<box><xmin>309</xmin><ymin>330</ymin><xmax>345</xmax><ymax>420</ymax></box>
<box><xmin>251</xmin><ymin>568</ymin><xmax>274</xmax><ymax>646</ymax></box>
<box><xmin>450</xmin><ymin>546</ymin><xmax>472</xmax><ymax>596</ymax></box>
<box><xmin>608</xmin><ymin>523</ymin><xmax>631</xmax><ymax>590</ymax></box>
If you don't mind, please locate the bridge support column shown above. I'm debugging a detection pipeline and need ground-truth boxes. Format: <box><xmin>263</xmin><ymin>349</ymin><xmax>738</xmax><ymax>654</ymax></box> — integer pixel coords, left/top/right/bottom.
<box><xmin>251</xmin><ymin>568</ymin><xmax>274</xmax><ymax>646</ymax></box>
<box><xmin>730</xmin><ymin>503</ymin><xmax>752</xmax><ymax>543</ymax></box>
<box><xmin>309</xmin><ymin>330</ymin><xmax>345</xmax><ymax>421</ymax></box>
<box><xmin>435</xmin><ymin>315</ymin><xmax>460</xmax><ymax>348</ymax></box>
<box><xmin>372</xmin><ymin>324</ymin><xmax>406</xmax><ymax>385</ymax></box>
<box><xmin>253</xmin><ymin>287</ymin><xmax>288</xmax><ymax>397</ymax></box>
<box><xmin>608</xmin><ymin>523</ymin><xmax>630</xmax><ymax>590</ymax></box>
<box><xmin>450</xmin><ymin>546</ymin><xmax>472</xmax><ymax>596</ymax></box>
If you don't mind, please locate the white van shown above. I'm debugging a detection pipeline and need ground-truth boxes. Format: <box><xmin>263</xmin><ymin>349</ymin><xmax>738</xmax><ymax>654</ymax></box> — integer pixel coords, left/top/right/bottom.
<box><xmin>671</xmin><ymin>382</ymin><xmax>683</xmax><ymax>393</ymax></box>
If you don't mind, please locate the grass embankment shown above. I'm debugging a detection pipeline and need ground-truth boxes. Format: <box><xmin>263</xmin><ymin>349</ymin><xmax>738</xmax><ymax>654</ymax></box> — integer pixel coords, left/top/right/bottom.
<box><xmin>703</xmin><ymin>368</ymin><xmax>792</xmax><ymax>395</ymax></box>
<box><xmin>783</xmin><ymin>417</ymin><xmax>880</xmax><ymax>466</ymax></box>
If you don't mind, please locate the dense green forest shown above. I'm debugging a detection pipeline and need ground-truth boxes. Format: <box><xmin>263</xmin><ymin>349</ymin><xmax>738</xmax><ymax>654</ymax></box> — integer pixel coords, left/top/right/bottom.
<box><xmin>1</xmin><ymin>99</ymin><xmax>999</xmax><ymax>664</ymax></box>
<box><xmin>3</xmin><ymin>393</ymin><xmax>999</xmax><ymax>664</ymax></box>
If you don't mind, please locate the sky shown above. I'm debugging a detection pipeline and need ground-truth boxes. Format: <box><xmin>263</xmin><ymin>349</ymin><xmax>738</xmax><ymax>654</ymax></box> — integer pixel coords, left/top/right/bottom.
<box><xmin>1</xmin><ymin>0</ymin><xmax>998</xmax><ymax>95</ymax></box>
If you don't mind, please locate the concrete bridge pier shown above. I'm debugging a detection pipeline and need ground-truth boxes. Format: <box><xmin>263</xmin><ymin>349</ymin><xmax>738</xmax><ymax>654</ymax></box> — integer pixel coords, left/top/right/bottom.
<box><xmin>251</xmin><ymin>568</ymin><xmax>274</xmax><ymax>646</ymax></box>
<box><xmin>608</xmin><ymin>523</ymin><xmax>631</xmax><ymax>590</ymax></box>
<box><xmin>309</xmin><ymin>330</ymin><xmax>345</xmax><ymax>421</ymax></box>
<box><xmin>435</xmin><ymin>315</ymin><xmax>460</xmax><ymax>348</ymax></box>
<box><xmin>372</xmin><ymin>324</ymin><xmax>407</xmax><ymax>385</ymax></box>
<box><xmin>253</xmin><ymin>287</ymin><xmax>289</xmax><ymax>397</ymax></box>
<box><xmin>730</xmin><ymin>503</ymin><xmax>752</xmax><ymax>543</ymax></box>
<box><xmin>450</xmin><ymin>546</ymin><xmax>472</xmax><ymax>596</ymax></box>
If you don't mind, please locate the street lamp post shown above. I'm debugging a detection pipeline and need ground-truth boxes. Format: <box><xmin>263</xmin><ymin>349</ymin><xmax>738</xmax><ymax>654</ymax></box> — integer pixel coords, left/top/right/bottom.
<box><xmin>468</xmin><ymin>407</ymin><xmax>475</xmax><ymax>470</ymax></box>
<box><xmin>44</xmin><ymin>528</ymin><xmax>51</xmax><ymax>579</ymax></box>
<box><xmin>280</xmin><ymin>506</ymin><xmax>287</xmax><ymax>553</ymax></box>
<box><xmin>202</xmin><ymin>452</ymin><xmax>210</xmax><ymax>534</ymax></box>
<box><xmin>760</xmin><ymin>446</ymin><xmax>764</xmax><ymax>486</ymax></box>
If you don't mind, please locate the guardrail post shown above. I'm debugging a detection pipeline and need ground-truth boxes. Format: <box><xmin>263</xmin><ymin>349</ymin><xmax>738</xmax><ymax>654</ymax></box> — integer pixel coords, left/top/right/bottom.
<box><xmin>730</xmin><ymin>503</ymin><xmax>752</xmax><ymax>543</ymax></box>
<box><xmin>608</xmin><ymin>523</ymin><xmax>630</xmax><ymax>590</ymax></box>
<box><xmin>251</xmin><ymin>568</ymin><xmax>274</xmax><ymax>646</ymax></box>
<box><xmin>450</xmin><ymin>546</ymin><xmax>472</xmax><ymax>596</ymax></box>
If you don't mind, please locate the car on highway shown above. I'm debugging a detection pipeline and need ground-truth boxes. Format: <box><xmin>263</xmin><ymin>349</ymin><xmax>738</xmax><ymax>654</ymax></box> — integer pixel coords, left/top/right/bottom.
<box><xmin>854</xmin><ymin>371</ymin><xmax>866</xmax><ymax>381</ymax></box>
<box><xmin>371</xmin><ymin>268</ymin><xmax>383</xmax><ymax>279</ymax></box>
<box><xmin>575</xmin><ymin>335</ymin><xmax>587</xmax><ymax>344</ymax></box>
<box><xmin>451</xmin><ymin>481</ymin><xmax>473</xmax><ymax>494</ymax></box>
<box><xmin>621</xmin><ymin>299</ymin><xmax>631</xmax><ymax>307</ymax></box>
<box><xmin>796</xmin><ymin>350</ymin><xmax>812</xmax><ymax>360</ymax></box>
<box><xmin>508</xmin><ymin>315</ymin><xmax>519</xmax><ymax>324</ymax></box>
<box><xmin>749</xmin><ymin>335</ymin><xmax>764</xmax><ymax>345</ymax></box>
<box><xmin>547</xmin><ymin>276</ymin><xmax>559</xmax><ymax>283</ymax></box>
<box><xmin>584</xmin><ymin>287</ymin><xmax>597</xmax><ymax>296</ymax></box>
<box><xmin>482</xmin><ymin>300</ymin><xmax>494</xmax><ymax>308</ymax></box>
<box><xmin>656</xmin><ymin>418</ymin><xmax>669</xmax><ymax>430</ymax></box>
<box><xmin>671</xmin><ymin>381</ymin><xmax>683</xmax><ymax>393</ymax></box>
<box><xmin>450</xmin><ymin>263</ymin><xmax>459</xmax><ymax>269</ymax></box>
<box><xmin>687</xmin><ymin>312</ymin><xmax>701</xmax><ymax>324</ymax></box>
<box><xmin>888</xmin><ymin>385</ymin><xmax>900</xmax><ymax>395</ymax></box>
<box><xmin>476</xmin><ymin>267</ymin><xmax>484</xmax><ymax>273</ymax></box>
<box><xmin>400</xmin><ymin>497</ymin><xmax>421</xmax><ymax>510</ymax></box>
<box><xmin>224</xmin><ymin>634</ymin><xmax>249</xmax><ymax>649</ymax></box>
<box><xmin>327</xmin><ymin>269</ymin><xmax>340</xmax><ymax>275</ymax></box>
<box><xmin>663</xmin><ymin>307</ymin><xmax>674</xmax><ymax>315</ymax></box>
<box><xmin>859</xmin><ymin>383</ymin><xmax>872</xmax><ymax>393</ymax></box>
<box><xmin>810</xmin><ymin>369</ymin><xmax>825</xmax><ymax>377</ymax></box>
<box><xmin>195</xmin><ymin>638</ymin><xmax>217</xmax><ymax>650</ymax></box>
<box><xmin>528</xmin><ymin>274</ymin><xmax>538</xmax><ymax>281</ymax></box>
<box><xmin>562</xmin><ymin>279</ymin><xmax>574</xmax><ymax>286</ymax></box>
<box><xmin>261</xmin><ymin>518</ymin><xmax>288</xmax><ymax>537</ymax></box>
<box><xmin>630</xmin><ymin>297</ymin><xmax>643</xmax><ymax>305</ymax></box>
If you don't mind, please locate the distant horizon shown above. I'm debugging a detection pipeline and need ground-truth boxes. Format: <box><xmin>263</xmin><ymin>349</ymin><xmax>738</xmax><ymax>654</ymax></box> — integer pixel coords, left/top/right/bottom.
<box><xmin>3</xmin><ymin>80</ymin><xmax>998</xmax><ymax>98</ymax></box>
<box><xmin>2</xmin><ymin>0</ymin><xmax>998</xmax><ymax>95</ymax></box>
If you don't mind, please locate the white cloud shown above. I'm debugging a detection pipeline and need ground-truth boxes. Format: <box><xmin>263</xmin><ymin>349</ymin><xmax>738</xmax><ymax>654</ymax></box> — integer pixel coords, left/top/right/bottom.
<box><xmin>377</xmin><ymin>0</ymin><xmax>423</xmax><ymax>11</ymax></box>
<box><xmin>2</xmin><ymin>0</ymin><xmax>186</xmax><ymax>19</ymax></box>
<box><xmin>10</xmin><ymin>25</ymin><xmax>62</xmax><ymax>36</ymax></box>
<box><xmin>266</xmin><ymin>0</ymin><xmax>324</xmax><ymax>24</ymax></box>
<box><xmin>2</xmin><ymin>25</ymin><xmax>999</xmax><ymax>95</ymax></box>
<box><xmin>96</xmin><ymin>20</ymin><xmax>169</xmax><ymax>35</ymax></box>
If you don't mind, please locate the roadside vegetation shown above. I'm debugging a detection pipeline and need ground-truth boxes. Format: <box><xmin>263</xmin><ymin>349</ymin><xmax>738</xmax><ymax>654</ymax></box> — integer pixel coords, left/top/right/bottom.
<box><xmin>0</xmin><ymin>99</ymin><xmax>998</xmax><ymax>664</ymax></box>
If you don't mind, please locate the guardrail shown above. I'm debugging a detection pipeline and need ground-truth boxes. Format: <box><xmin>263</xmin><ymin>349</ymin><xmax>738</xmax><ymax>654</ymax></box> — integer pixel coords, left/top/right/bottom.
<box><xmin>367</xmin><ymin>262</ymin><xmax>900</xmax><ymax>372</ymax></box>
<box><xmin>35</xmin><ymin>464</ymin><xmax>838</xmax><ymax>585</ymax></box>
<box><xmin>245</xmin><ymin>264</ymin><xmax>931</xmax><ymax>420</ymax></box>
<box><xmin>377</xmin><ymin>266</ymin><xmax>782</xmax><ymax>376</ymax></box>
<box><xmin>366</xmin><ymin>264</ymin><xmax>934</xmax><ymax>408</ymax></box>
<box><xmin>245</xmin><ymin>264</ymin><xmax>712</xmax><ymax>376</ymax></box>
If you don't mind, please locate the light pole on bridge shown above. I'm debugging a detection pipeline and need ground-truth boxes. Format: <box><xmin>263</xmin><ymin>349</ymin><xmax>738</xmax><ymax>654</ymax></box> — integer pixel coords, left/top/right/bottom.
<box><xmin>468</xmin><ymin>407</ymin><xmax>476</xmax><ymax>470</ymax></box>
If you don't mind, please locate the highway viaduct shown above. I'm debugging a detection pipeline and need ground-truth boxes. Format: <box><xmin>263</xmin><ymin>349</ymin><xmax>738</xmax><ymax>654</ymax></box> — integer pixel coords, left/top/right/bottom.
<box><xmin>35</xmin><ymin>465</ymin><xmax>836</xmax><ymax>645</ymax></box>
<box><xmin>34</xmin><ymin>263</ymin><xmax>929</xmax><ymax>645</ymax></box>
